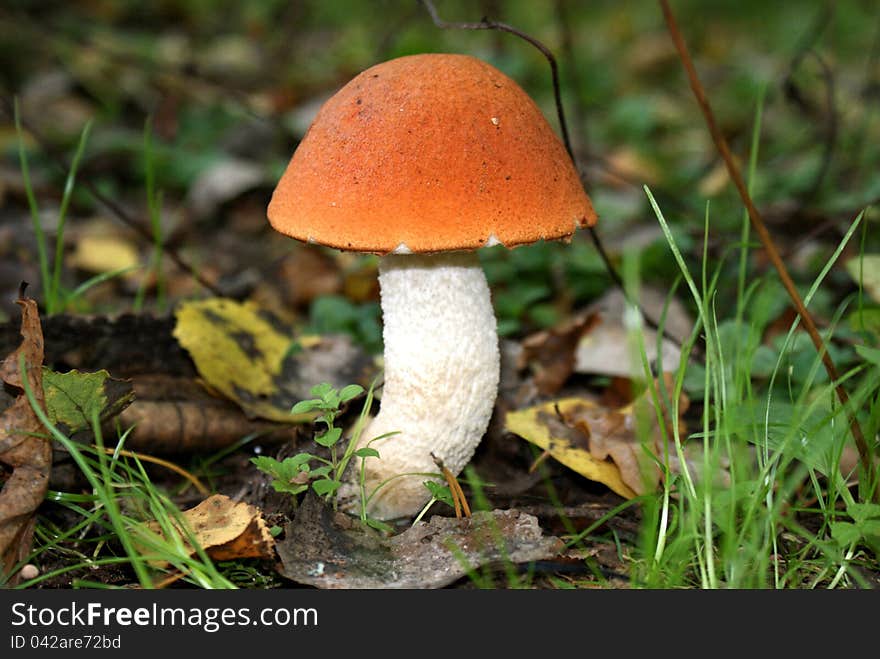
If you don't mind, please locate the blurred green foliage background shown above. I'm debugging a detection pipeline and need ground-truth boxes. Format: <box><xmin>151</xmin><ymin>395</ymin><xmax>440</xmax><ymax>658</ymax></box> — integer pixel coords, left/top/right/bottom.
<box><xmin>0</xmin><ymin>0</ymin><xmax>877</xmax><ymax>339</ymax></box>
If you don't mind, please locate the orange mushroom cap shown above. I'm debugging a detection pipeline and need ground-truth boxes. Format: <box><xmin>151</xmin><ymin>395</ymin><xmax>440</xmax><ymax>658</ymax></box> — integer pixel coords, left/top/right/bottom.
<box><xmin>268</xmin><ymin>53</ymin><xmax>597</xmax><ymax>255</ymax></box>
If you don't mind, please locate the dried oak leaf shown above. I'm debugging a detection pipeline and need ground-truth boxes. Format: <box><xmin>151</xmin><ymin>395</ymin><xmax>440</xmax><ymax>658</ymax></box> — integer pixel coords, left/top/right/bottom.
<box><xmin>0</xmin><ymin>294</ymin><xmax>51</xmax><ymax>578</ymax></box>
<box><xmin>142</xmin><ymin>494</ymin><xmax>275</xmax><ymax>567</ymax></box>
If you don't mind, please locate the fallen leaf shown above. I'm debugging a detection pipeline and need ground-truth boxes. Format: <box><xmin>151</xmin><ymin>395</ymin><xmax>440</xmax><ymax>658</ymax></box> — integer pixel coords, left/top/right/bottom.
<box><xmin>845</xmin><ymin>255</ymin><xmax>880</xmax><ymax>303</ymax></box>
<box><xmin>697</xmin><ymin>159</ymin><xmax>731</xmax><ymax>197</ymax></box>
<box><xmin>506</xmin><ymin>397</ymin><xmax>640</xmax><ymax>499</ymax></box>
<box><xmin>600</xmin><ymin>147</ymin><xmax>661</xmax><ymax>188</ymax></box>
<box><xmin>0</xmin><ymin>293</ymin><xmax>51</xmax><ymax>579</ymax></box>
<box><xmin>575</xmin><ymin>288</ymin><xmax>691</xmax><ymax>378</ymax></box>
<box><xmin>173</xmin><ymin>297</ymin><xmax>375</xmax><ymax>422</ymax></box>
<box><xmin>43</xmin><ymin>368</ymin><xmax>134</xmax><ymax>436</ymax></box>
<box><xmin>143</xmin><ymin>494</ymin><xmax>275</xmax><ymax>566</ymax></box>
<box><xmin>520</xmin><ymin>312</ymin><xmax>599</xmax><ymax>395</ymax></box>
<box><xmin>118</xmin><ymin>375</ymin><xmax>297</xmax><ymax>454</ymax></box>
<box><xmin>69</xmin><ymin>233</ymin><xmax>140</xmax><ymax>276</ymax></box>
<box><xmin>276</xmin><ymin>493</ymin><xmax>561</xmax><ymax>589</ymax></box>
<box><xmin>505</xmin><ymin>376</ymin><xmax>692</xmax><ymax>498</ymax></box>
<box><xmin>187</xmin><ymin>157</ymin><xmax>267</xmax><ymax>221</ymax></box>
<box><xmin>275</xmin><ymin>245</ymin><xmax>343</xmax><ymax>307</ymax></box>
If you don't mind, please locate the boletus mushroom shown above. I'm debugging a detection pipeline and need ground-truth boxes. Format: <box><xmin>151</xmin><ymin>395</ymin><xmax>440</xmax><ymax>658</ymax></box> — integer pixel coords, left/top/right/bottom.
<box><xmin>268</xmin><ymin>53</ymin><xmax>597</xmax><ymax>519</ymax></box>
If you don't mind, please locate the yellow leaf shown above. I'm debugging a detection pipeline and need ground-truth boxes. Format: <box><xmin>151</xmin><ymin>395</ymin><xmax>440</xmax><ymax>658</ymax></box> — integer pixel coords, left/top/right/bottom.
<box><xmin>142</xmin><ymin>494</ymin><xmax>275</xmax><ymax>567</ymax></box>
<box><xmin>172</xmin><ymin>298</ymin><xmax>309</xmax><ymax>422</ymax></box>
<box><xmin>505</xmin><ymin>397</ymin><xmax>640</xmax><ymax>499</ymax></box>
<box><xmin>69</xmin><ymin>234</ymin><xmax>139</xmax><ymax>275</ymax></box>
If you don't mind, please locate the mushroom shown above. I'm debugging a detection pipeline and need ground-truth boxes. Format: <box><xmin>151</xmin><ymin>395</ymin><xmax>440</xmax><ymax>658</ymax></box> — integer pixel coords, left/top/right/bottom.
<box><xmin>267</xmin><ymin>53</ymin><xmax>597</xmax><ymax>519</ymax></box>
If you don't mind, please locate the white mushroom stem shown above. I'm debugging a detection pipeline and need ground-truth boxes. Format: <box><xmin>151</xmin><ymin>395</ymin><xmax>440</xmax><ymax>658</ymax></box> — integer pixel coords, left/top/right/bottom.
<box><xmin>344</xmin><ymin>251</ymin><xmax>500</xmax><ymax>520</ymax></box>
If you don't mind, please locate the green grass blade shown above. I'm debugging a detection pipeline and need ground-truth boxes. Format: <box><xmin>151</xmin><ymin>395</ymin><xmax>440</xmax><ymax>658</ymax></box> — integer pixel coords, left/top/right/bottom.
<box><xmin>14</xmin><ymin>98</ymin><xmax>51</xmax><ymax>308</ymax></box>
<box><xmin>50</xmin><ymin>120</ymin><xmax>93</xmax><ymax>313</ymax></box>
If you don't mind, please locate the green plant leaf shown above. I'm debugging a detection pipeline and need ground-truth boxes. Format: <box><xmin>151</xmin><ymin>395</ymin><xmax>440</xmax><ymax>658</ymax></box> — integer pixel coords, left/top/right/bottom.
<box><xmin>311</xmin><ymin>382</ymin><xmax>335</xmax><ymax>400</ymax></box>
<box><xmin>42</xmin><ymin>368</ymin><xmax>134</xmax><ymax>436</ymax></box>
<box><xmin>312</xmin><ymin>479</ymin><xmax>341</xmax><ymax>496</ymax></box>
<box><xmin>364</xmin><ymin>517</ymin><xmax>394</xmax><ymax>534</ymax></box>
<box><xmin>249</xmin><ymin>455</ymin><xmax>283</xmax><ymax>477</ymax></box>
<box><xmin>251</xmin><ymin>454</ymin><xmax>312</xmax><ymax>482</ymax></box>
<box><xmin>847</xmin><ymin>503</ymin><xmax>880</xmax><ymax>524</ymax></box>
<box><xmin>423</xmin><ymin>481</ymin><xmax>454</xmax><ymax>507</ymax></box>
<box><xmin>291</xmin><ymin>399</ymin><xmax>321</xmax><ymax>414</ymax></box>
<box><xmin>309</xmin><ymin>466</ymin><xmax>333</xmax><ymax>479</ymax></box>
<box><xmin>830</xmin><ymin>521</ymin><xmax>862</xmax><ymax>546</ymax></box>
<box><xmin>849</xmin><ymin>308</ymin><xmax>880</xmax><ymax>338</ymax></box>
<box><xmin>354</xmin><ymin>447</ymin><xmax>380</xmax><ymax>459</ymax></box>
<box><xmin>315</xmin><ymin>427</ymin><xmax>342</xmax><ymax>447</ymax></box>
<box><xmin>855</xmin><ymin>344</ymin><xmax>880</xmax><ymax>368</ymax></box>
<box><xmin>339</xmin><ymin>384</ymin><xmax>364</xmax><ymax>402</ymax></box>
<box><xmin>271</xmin><ymin>480</ymin><xmax>308</xmax><ymax>496</ymax></box>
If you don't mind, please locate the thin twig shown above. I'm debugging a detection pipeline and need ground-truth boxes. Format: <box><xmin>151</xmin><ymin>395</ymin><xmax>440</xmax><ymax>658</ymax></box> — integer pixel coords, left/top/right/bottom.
<box><xmin>419</xmin><ymin>0</ymin><xmax>686</xmax><ymax>351</ymax></box>
<box><xmin>420</xmin><ymin>0</ymin><xmax>572</xmax><ymax>156</ymax></box>
<box><xmin>658</xmin><ymin>0</ymin><xmax>874</xmax><ymax>493</ymax></box>
<box><xmin>552</xmin><ymin>0</ymin><xmax>588</xmax><ymax>163</ymax></box>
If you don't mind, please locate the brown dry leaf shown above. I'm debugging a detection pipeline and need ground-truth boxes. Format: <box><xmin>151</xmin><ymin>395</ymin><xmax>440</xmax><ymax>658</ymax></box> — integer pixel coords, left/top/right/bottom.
<box><xmin>505</xmin><ymin>375</ymin><xmax>689</xmax><ymax>498</ymax></box>
<box><xmin>0</xmin><ymin>292</ymin><xmax>51</xmax><ymax>579</ymax></box>
<box><xmin>119</xmin><ymin>375</ymin><xmax>297</xmax><ymax>454</ymax></box>
<box><xmin>144</xmin><ymin>494</ymin><xmax>275</xmax><ymax>566</ymax></box>
<box><xmin>520</xmin><ymin>312</ymin><xmax>599</xmax><ymax>396</ymax></box>
<box><xmin>275</xmin><ymin>245</ymin><xmax>344</xmax><ymax>308</ymax></box>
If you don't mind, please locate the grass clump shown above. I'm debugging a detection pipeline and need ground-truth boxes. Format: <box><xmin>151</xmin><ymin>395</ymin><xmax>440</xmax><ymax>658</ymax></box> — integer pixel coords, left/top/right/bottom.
<box><xmin>620</xmin><ymin>185</ymin><xmax>879</xmax><ymax>589</ymax></box>
<box><xmin>8</xmin><ymin>356</ymin><xmax>237</xmax><ymax>590</ymax></box>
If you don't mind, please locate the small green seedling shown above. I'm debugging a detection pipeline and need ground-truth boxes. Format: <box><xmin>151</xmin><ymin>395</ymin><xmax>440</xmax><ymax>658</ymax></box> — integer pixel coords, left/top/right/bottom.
<box><xmin>411</xmin><ymin>481</ymin><xmax>455</xmax><ymax>525</ymax></box>
<box><xmin>830</xmin><ymin>503</ymin><xmax>880</xmax><ymax>556</ymax></box>
<box><xmin>252</xmin><ymin>380</ymin><xmax>443</xmax><ymax>536</ymax></box>
<box><xmin>249</xmin><ymin>453</ymin><xmax>313</xmax><ymax>497</ymax></box>
<box><xmin>251</xmin><ymin>382</ymin><xmax>375</xmax><ymax>510</ymax></box>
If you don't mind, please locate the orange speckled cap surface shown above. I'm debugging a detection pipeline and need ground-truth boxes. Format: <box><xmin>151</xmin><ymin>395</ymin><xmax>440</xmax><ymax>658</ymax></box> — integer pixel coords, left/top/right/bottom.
<box><xmin>267</xmin><ymin>53</ymin><xmax>597</xmax><ymax>254</ymax></box>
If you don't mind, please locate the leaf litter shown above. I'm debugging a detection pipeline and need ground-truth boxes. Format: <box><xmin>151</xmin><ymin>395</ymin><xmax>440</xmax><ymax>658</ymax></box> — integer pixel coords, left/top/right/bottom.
<box><xmin>0</xmin><ymin>292</ymin><xmax>51</xmax><ymax>580</ymax></box>
<box><xmin>275</xmin><ymin>492</ymin><xmax>561</xmax><ymax>589</ymax></box>
<box><xmin>173</xmin><ymin>297</ymin><xmax>376</xmax><ymax>423</ymax></box>
<box><xmin>141</xmin><ymin>494</ymin><xmax>275</xmax><ymax>567</ymax></box>
<box><xmin>506</xmin><ymin>374</ymin><xmax>729</xmax><ymax>498</ymax></box>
